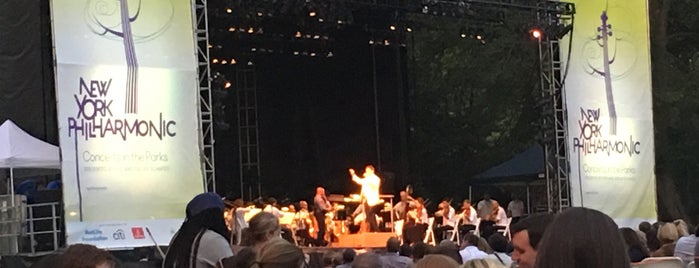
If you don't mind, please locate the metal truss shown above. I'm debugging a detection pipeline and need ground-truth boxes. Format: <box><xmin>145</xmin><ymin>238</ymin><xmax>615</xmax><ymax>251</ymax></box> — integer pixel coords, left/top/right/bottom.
<box><xmin>537</xmin><ymin>4</ymin><xmax>573</xmax><ymax>212</ymax></box>
<box><xmin>236</xmin><ymin>67</ymin><xmax>262</xmax><ymax>201</ymax></box>
<box><xmin>194</xmin><ymin>0</ymin><xmax>216</xmax><ymax>192</ymax></box>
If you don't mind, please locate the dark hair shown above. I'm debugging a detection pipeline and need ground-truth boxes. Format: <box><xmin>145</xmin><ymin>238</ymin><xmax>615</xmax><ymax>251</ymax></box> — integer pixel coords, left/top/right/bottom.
<box><xmin>59</xmin><ymin>244</ymin><xmax>115</xmax><ymax>268</ymax></box>
<box><xmin>487</xmin><ymin>233</ymin><xmax>509</xmax><ymax>253</ymax></box>
<box><xmin>534</xmin><ymin>207</ymin><xmax>630</xmax><ymax>268</ymax></box>
<box><xmin>267</xmin><ymin>197</ymin><xmax>277</xmax><ymax>205</ymax></box>
<box><xmin>510</xmin><ymin>212</ymin><xmax>555</xmax><ymax>249</ymax></box>
<box><xmin>463</xmin><ymin>233</ymin><xmax>480</xmax><ymax>247</ymax></box>
<box><xmin>386</xmin><ymin>237</ymin><xmax>401</xmax><ymax>252</ymax></box>
<box><xmin>619</xmin><ymin>227</ymin><xmax>650</xmax><ymax>257</ymax></box>
<box><xmin>163</xmin><ymin>207</ymin><xmax>230</xmax><ymax>267</ymax></box>
<box><xmin>638</xmin><ymin>221</ymin><xmax>651</xmax><ymax>233</ymax></box>
<box><xmin>352</xmin><ymin>253</ymin><xmax>382</xmax><ymax>268</ymax></box>
<box><xmin>399</xmin><ymin>243</ymin><xmax>412</xmax><ymax>257</ymax></box>
<box><xmin>411</xmin><ymin>242</ymin><xmax>430</xmax><ymax>260</ymax></box>
<box><xmin>342</xmin><ymin>248</ymin><xmax>357</xmax><ymax>263</ymax></box>
<box><xmin>220</xmin><ymin>247</ymin><xmax>256</xmax><ymax>268</ymax></box>
<box><xmin>435</xmin><ymin>244</ymin><xmax>463</xmax><ymax>264</ymax></box>
<box><xmin>694</xmin><ymin>225</ymin><xmax>699</xmax><ymax>237</ymax></box>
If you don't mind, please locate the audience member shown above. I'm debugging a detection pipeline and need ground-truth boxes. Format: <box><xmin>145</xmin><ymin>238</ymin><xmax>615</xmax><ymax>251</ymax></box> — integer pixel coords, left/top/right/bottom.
<box><xmin>323</xmin><ymin>250</ymin><xmax>343</xmax><ymax>268</ymax></box>
<box><xmin>352</xmin><ymin>253</ymin><xmax>383</xmax><ymax>268</ymax></box>
<box><xmin>476</xmin><ymin>236</ymin><xmax>494</xmax><ymax>254</ymax></box>
<box><xmin>639</xmin><ymin>221</ymin><xmax>660</xmax><ymax>251</ymax></box>
<box><xmin>462</xmin><ymin>258</ymin><xmax>508</xmax><ymax>268</ymax></box>
<box><xmin>487</xmin><ymin>233</ymin><xmax>512</xmax><ymax>267</ymax></box>
<box><xmin>163</xmin><ymin>192</ymin><xmax>233</xmax><ymax>268</ymax></box>
<box><xmin>411</xmin><ymin>242</ymin><xmax>431</xmax><ymax>262</ymax></box>
<box><xmin>413</xmin><ymin>254</ymin><xmax>459</xmax><ymax>268</ymax></box>
<box><xmin>509</xmin><ymin>213</ymin><xmax>554</xmax><ymax>268</ymax></box>
<box><xmin>534</xmin><ymin>207</ymin><xmax>630</xmax><ymax>268</ymax></box>
<box><xmin>219</xmin><ymin>247</ymin><xmax>256</xmax><ymax>268</ymax></box>
<box><xmin>652</xmin><ymin>221</ymin><xmax>681</xmax><ymax>257</ymax></box>
<box><xmin>336</xmin><ymin>249</ymin><xmax>357</xmax><ymax>268</ymax></box>
<box><xmin>674</xmin><ymin>224</ymin><xmax>699</xmax><ymax>264</ymax></box>
<box><xmin>619</xmin><ymin>227</ymin><xmax>649</xmax><ymax>262</ymax></box>
<box><xmin>245</xmin><ymin>212</ymin><xmax>282</xmax><ymax>251</ymax></box>
<box><xmin>435</xmin><ymin>240</ymin><xmax>463</xmax><ymax>264</ymax></box>
<box><xmin>380</xmin><ymin>237</ymin><xmax>413</xmax><ymax>268</ymax></box>
<box><xmin>459</xmin><ymin>234</ymin><xmax>488</xmax><ymax>262</ymax></box>
<box><xmin>399</xmin><ymin>243</ymin><xmax>413</xmax><ymax>258</ymax></box>
<box><xmin>256</xmin><ymin>237</ymin><xmax>305</xmax><ymax>268</ymax></box>
<box><xmin>59</xmin><ymin>244</ymin><xmax>115</xmax><ymax>268</ymax></box>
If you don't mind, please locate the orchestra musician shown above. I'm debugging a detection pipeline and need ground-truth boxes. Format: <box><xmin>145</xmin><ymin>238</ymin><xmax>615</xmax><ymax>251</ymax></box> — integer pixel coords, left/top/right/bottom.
<box><xmin>458</xmin><ymin>199</ymin><xmax>478</xmax><ymax>237</ymax></box>
<box><xmin>393</xmin><ymin>191</ymin><xmax>415</xmax><ymax>221</ymax></box>
<box><xmin>402</xmin><ymin>197</ymin><xmax>428</xmax><ymax>245</ymax></box>
<box><xmin>433</xmin><ymin>198</ymin><xmax>456</xmax><ymax>242</ymax></box>
<box><xmin>349</xmin><ymin>165</ymin><xmax>382</xmax><ymax>232</ymax></box>
<box><xmin>313</xmin><ymin>187</ymin><xmax>332</xmax><ymax>246</ymax></box>
<box><xmin>292</xmin><ymin>200</ymin><xmax>314</xmax><ymax>246</ymax></box>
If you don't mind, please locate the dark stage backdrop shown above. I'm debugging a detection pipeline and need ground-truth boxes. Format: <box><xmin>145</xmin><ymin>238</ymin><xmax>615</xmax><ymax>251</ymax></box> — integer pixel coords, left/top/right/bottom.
<box><xmin>0</xmin><ymin>0</ymin><xmax>57</xmax><ymax>144</ymax></box>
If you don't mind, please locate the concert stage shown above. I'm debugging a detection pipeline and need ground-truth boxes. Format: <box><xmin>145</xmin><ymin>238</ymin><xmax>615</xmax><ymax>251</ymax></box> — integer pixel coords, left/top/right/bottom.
<box><xmin>330</xmin><ymin>232</ymin><xmax>396</xmax><ymax>249</ymax></box>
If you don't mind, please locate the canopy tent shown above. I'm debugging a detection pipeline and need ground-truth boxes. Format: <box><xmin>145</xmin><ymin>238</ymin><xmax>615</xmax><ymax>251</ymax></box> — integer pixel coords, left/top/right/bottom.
<box><xmin>472</xmin><ymin>144</ymin><xmax>544</xmax><ymax>184</ymax></box>
<box><xmin>470</xmin><ymin>144</ymin><xmax>545</xmax><ymax>214</ymax></box>
<box><xmin>0</xmin><ymin>120</ymin><xmax>60</xmax><ymax>205</ymax></box>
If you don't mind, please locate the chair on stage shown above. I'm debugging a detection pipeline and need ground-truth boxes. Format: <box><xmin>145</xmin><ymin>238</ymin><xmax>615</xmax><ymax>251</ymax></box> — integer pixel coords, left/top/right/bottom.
<box><xmin>496</xmin><ymin>217</ymin><xmax>513</xmax><ymax>240</ymax></box>
<box><xmin>630</xmin><ymin>257</ymin><xmax>684</xmax><ymax>268</ymax></box>
<box><xmin>473</xmin><ymin>217</ymin><xmax>481</xmax><ymax>237</ymax></box>
<box><xmin>423</xmin><ymin>217</ymin><xmax>436</xmax><ymax>246</ymax></box>
<box><xmin>394</xmin><ymin>219</ymin><xmax>404</xmax><ymax>242</ymax></box>
<box><xmin>687</xmin><ymin>261</ymin><xmax>695</xmax><ymax>268</ymax></box>
<box><xmin>447</xmin><ymin>214</ymin><xmax>462</xmax><ymax>246</ymax></box>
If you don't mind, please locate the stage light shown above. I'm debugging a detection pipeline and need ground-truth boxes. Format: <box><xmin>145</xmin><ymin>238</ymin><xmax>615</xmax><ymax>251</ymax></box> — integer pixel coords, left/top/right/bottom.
<box><xmin>384</xmin><ymin>39</ymin><xmax>390</xmax><ymax>46</ymax></box>
<box><xmin>226</xmin><ymin>8</ymin><xmax>232</xmax><ymax>14</ymax></box>
<box><xmin>422</xmin><ymin>6</ymin><xmax>429</xmax><ymax>14</ymax></box>
<box><xmin>530</xmin><ymin>28</ymin><xmax>542</xmax><ymax>39</ymax></box>
<box><xmin>318</xmin><ymin>18</ymin><xmax>324</xmax><ymax>23</ymax></box>
<box><xmin>460</xmin><ymin>33</ymin><xmax>467</xmax><ymax>38</ymax></box>
<box><xmin>257</xmin><ymin>12</ymin><xmax>263</xmax><ymax>17</ymax></box>
<box><xmin>212</xmin><ymin>58</ymin><xmax>219</xmax><ymax>64</ymax></box>
<box><xmin>369</xmin><ymin>40</ymin><xmax>375</xmax><ymax>45</ymax></box>
<box><xmin>406</xmin><ymin>27</ymin><xmax>413</xmax><ymax>32</ymax></box>
<box><xmin>313</xmin><ymin>35</ymin><xmax>320</xmax><ymax>39</ymax></box>
<box><xmin>247</xmin><ymin>27</ymin><xmax>254</xmax><ymax>34</ymax></box>
<box><xmin>221</xmin><ymin>60</ymin><xmax>228</xmax><ymax>64</ymax></box>
<box><xmin>207</xmin><ymin>44</ymin><xmax>213</xmax><ymax>48</ymax></box>
<box><xmin>338</xmin><ymin>20</ymin><xmax>344</xmax><ymax>24</ymax></box>
<box><xmin>295</xmin><ymin>31</ymin><xmax>302</xmax><ymax>38</ymax></box>
<box><xmin>247</xmin><ymin>61</ymin><xmax>254</xmax><ymax>66</ymax></box>
<box><xmin>293</xmin><ymin>51</ymin><xmax>300</xmax><ymax>55</ymax></box>
<box><xmin>251</xmin><ymin>47</ymin><xmax>257</xmax><ymax>52</ymax></box>
<box><xmin>476</xmin><ymin>35</ymin><xmax>483</xmax><ymax>40</ymax></box>
<box><xmin>309</xmin><ymin>11</ymin><xmax>317</xmax><ymax>17</ymax></box>
<box><xmin>310</xmin><ymin>52</ymin><xmax>316</xmax><ymax>57</ymax></box>
<box><xmin>327</xmin><ymin>52</ymin><xmax>334</xmax><ymax>58</ymax></box>
<box><xmin>389</xmin><ymin>25</ymin><xmax>396</xmax><ymax>31</ymax></box>
<box><xmin>224</xmin><ymin>81</ymin><xmax>232</xmax><ymax>89</ymax></box>
<box><xmin>231</xmin><ymin>58</ymin><xmax>237</xmax><ymax>64</ymax></box>
<box><xmin>228</xmin><ymin>27</ymin><xmax>236</xmax><ymax>32</ymax></box>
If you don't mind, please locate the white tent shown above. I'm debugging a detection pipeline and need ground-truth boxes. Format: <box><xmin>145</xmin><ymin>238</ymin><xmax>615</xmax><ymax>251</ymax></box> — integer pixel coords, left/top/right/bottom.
<box><xmin>0</xmin><ymin>120</ymin><xmax>60</xmax><ymax>205</ymax></box>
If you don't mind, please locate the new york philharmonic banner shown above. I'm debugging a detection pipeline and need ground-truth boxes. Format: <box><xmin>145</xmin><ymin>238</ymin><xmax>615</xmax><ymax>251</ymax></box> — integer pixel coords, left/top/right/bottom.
<box><xmin>562</xmin><ymin>0</ymin><xmax>656</xmax><ymax>226</ymax></box>
<box><xmin>51</xmin><ymin>0</ymin><xmax>204</xmax><ymax>248</ymax></box>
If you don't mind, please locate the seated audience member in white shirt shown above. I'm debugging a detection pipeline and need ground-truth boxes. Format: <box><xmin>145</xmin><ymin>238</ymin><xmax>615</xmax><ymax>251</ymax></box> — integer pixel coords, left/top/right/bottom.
<box><xmin>459</xmin><ymin>234</ymin><xmax>488</xmax><ymax>263</ymax></box>
<box><xmin>674</xmin><ymin>225</ymin><xmax>699</xmax><ymax>264</ymax></box>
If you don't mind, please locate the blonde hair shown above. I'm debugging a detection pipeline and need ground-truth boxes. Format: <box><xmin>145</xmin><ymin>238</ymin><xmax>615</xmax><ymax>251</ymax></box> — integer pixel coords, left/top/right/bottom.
<box><xmin>462</xmin><ymin>258</ymin><xmax>507</xmax><ymax>268</ymax></box>
<box><xmin>657</xmin><ymin>222</ymin><xmax>680</xmax><ymax>243</ymax></box>
<box><xmin>256</xmin><ymin>237</ymin><xmax>304</xmax><ymax>268</ymax></box>
<box><xmin>415</xmin><ymin>254</ymin><xmax>459</xmax><ymax>268</ymax></box>
<box><xmin>248</xmin><ymin>212</ymin><xmax>281</xmax><ymax>246</ymax></box>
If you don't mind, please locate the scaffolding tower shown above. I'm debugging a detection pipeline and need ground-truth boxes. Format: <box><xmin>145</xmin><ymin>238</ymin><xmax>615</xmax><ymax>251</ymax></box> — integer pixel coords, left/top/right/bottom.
<box><xmin>194</xmin><ymin>0</ymin><xmax>216</xmax><ymax>192</ymax></box>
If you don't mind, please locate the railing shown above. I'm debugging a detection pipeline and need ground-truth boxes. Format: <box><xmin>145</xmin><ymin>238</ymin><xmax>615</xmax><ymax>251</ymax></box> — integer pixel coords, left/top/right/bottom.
<box><xmin>22</xmin><ymin>202</ymin><xmax>62</xmax><ymax>255</ymax></box>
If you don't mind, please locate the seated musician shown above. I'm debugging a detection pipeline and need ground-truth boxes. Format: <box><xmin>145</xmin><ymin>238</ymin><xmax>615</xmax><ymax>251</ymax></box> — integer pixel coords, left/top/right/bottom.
<box><xmin>228</xmin><ymin>199</ymin><xmax>251</xmax><ymax>245</ymax></box>
<box><xmin>292</xmin><ymin>200</ymin><xmax>314</xmax><ymax>246</ymax></box>
<box><xmin>433</xmin><ymin>198</ymin><xmax>456</xmax><ymax>243</ymax></box>
<box><xmin>457</xmin><ymin>199</ymin><xmax>478</xmax><ymax>237</ymax></box>
<box><xmin>493</xmin><ymin>201</ymin><xmax>508</xmax><ymax>227</ymax></box>
<box><xmin>393</xmin><ymin>191</ymin><xmax>414</xmax><ymax>221</ymax></box>
<box><xmin>402</xmin><ymin>197</ymin><xmax>428</xmax><ymax>245</ymax></box>
<box><xmin>263</xmin><ymin>197</ymin><xmax>293</xmax><ymax>243</ymax></box>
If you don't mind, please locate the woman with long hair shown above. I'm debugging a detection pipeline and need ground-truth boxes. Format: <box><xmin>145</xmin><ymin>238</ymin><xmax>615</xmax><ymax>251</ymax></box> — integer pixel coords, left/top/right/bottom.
<box><xmin>619</xmin><ymin>227</ymin><xmax>649</xmax><ymax>262</ymax></box>
<box><xmin>163</xmin><ymin>192</ymin><xmax>232</xmax><ymax>268</ymax></box>
<box><xmin>534</xmin><ymin>207</ymin><xmax>630</xmax><ymax>268</ymax></box>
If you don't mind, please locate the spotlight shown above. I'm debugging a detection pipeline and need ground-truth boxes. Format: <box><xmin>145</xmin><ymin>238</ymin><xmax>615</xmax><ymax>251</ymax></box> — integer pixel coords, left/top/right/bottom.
<box><xmin>309</xmin><ymin>11</ymin><xmax>317</xmax><ymax>17</ymax></box>
<box><xmin>476</xmin><ymin>35</ymin><xmax>483</xmax><ymax>40</ymax></box>
<box><xmin>293</xmin><ymin>51</ymin><xmax>300</xmax><ymax>55</ymax></box>
<box><xmin>318</xmin><ymin>18</ymin><xmax>324</xmax><ymax>23</ymax></box>
<box><xmin>406</xmin><ymin>27</ymin><xmax>413</xmax><ymax>32</ymax></box>
<box><xmin>460</xmin><ymin>33</ymin><xmax>467</xmax><ymax>38</ymax></box>
<box><xmin>228</xmin><ymin>27</ymin><xmax>236</xmax><ymax>32</ymax></box>
<box><xmin>384</xmin><ymin>40</ymin><xmax>390</xmax><ymax>46</ymax></box>
<box><xmin>224</xmin><ymin>81</ymin><xmax>232</xmax><ymax>89</ymax></box>
<box><xmin>221</xmin><ymin>60</ymin><xmax>227</xmax><ymax>64</ymax></box>
<box><xmin>212</xmin><ymin>58</ymin><xmax>219</xmax><ymax>64</ymax></box>
<box><xmin>369</xmin><ymin>40</ymin><xmax>375</xmax><ymax>45</ymax></box>
<box><xmin>226</xmin><ymin>8</ymin><xmax>232</xmax><ymax>13</ymax></box>
<box><xmin>247</xmin><ymin>61</ymin><xmax>254</xmax><ymax>66</ymax></box>
<box><xmin>257</xmin><ymin>12</ymin><xmax>263</xmax><ymax>17</ymax></box>
<box><xmin>295</xmin><ymin>31</ymin><xmax>302</xmax><ymax>38</ymax></box>
<box><xmin>530</xmin><ymin>28</ymin><xmax>542</xmax><ymax>39</ymax></box>
<box><xmin>337</xmin><ymin>20</ymin><xmax>344</xmax><ymax>24</ymax></box>
<box><xmin>231</xmin><ymin>58</ymin><xmax>237</xmax><ymax>64</ymax></box>
<box><xmin>389</xmin><ymin>25</ymin><xmax>396</xmax><ymax>31</ymax></box>
<box><xmin>310</xmin><ymin>52</ymin><xmax>316</xmax><ymax>57</ymax></box>
<box><xmin>247</xmin><ymin>27</ymin><xmax>254</xmax><ymax>34</ymax></box>
<box><xmin>327</xmin><ymin>52</ymin><xmax>334</xmax><ymax>58</ymax></box>
<box><xmin>313</xmin><ymin>35</ymin><xmax>320</xmax><ymax>39</ymax></box>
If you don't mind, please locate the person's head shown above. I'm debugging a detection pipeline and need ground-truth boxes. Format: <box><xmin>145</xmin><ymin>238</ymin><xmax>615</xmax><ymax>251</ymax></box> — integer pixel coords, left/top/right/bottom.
<box><xmin>364</xmin><ymin>165</ymin><xmax>375</xmax><ymax>175</ymax></box>
<box><xmin>299</xmin><ymin>200</ymin><xmax>308</xmax><ymax>210</ymax></box>
<box><xmin>619</xmin><ymin>227</ymin><xmax>650</xmax><ymax>256</ymax></box>
<box><xmin>488</xmin><ymin>233</ymin><xmax>509</xmax><ymax>253</ymax></box>
<box><xmin>165</xmin><ymin>192</ymin><xmax>229</xmax><ymax>267</ymax></box>
<box><xmin>534</xmin><ymin>207</ymin><xmax>630</xmax><ymax>268</ymax></box>
<box><xmin>220</xmin><ymin>247</ymin><xmax>257</xmax><ymax>268</ymax></box>
<box><xmin>477</xmin><ymin>236</ymin><xmax>494</xmax><ymax>254</ymax></box>
<box><xmin>316</xmin><ymin>187</ymin><xmax>325</xmax><ymax>196</ymax></box>
<box><xmin>491</xmin><ymin>200</ymin><xmax>500</xmax><ymax>210</ymax></box>
<box><xmin>351</xmin><ymin>252</ymin><xmax>382</xmax><ymax>268</ymax></box>
<box><xmin>657</xmin><ymin>222</ymin><xmax>680</xmax><ymax>244</ymax></box>
<box><xmin>342</xmin><ymin>248</ymin><xmax>357</xmax><ymax>264</ymax></box>
<box><xmin>414</xmin><ymin>254</ymin><xmax>459</xmax><ymax>268</ymax></box>
<box><xmin>673</xmin><ymin>219</ymin><xmax>689</xmax><ymax>236</ymax></box>
<box><xmin>509</xmin><ymin>212</ymin><xmax>555</xmax><ymax>268</ymax></box>
<box><xmin>248</xmin><ymin>212</ymin><xmax>281</xmax><ymax>247</ymax></box>
<box><xmin>256</xmin><ymin>237</ymin><xmax>305</xmax><ymax>268</ymax></box>
<box><xmin>399</xmin><ymin>191</ymin><xmax>408</xmax><ymax>201</ymax></box>
<box><xmin>462</xmin><ymin>199</ymin><xmax>472</xmax><ymax>210</ymax></box>
<box><xmin>435</xmin><ymin>242</ymin><xmax>463</xmax><ymax>264</ymax></box>
<box><xmin>463</xmin><ymin>234</ymin><xmax>480</xmax><ymax>247</ymax></box>
<box><xmin>399</xmin><ymin>243</ymin><xmax>412</xmax><ymax>257</ymax></box>
<box><xmin>59</xmin><ymin>244</ymin><xmax>115</xmax><ymax>268</ymax></box>
<box><xmin>267</xmin><ymin>197</ymin><xmax>277</xmax><ymax>206</ymax></box>
<box><xmin>638</xmin><ymin>221</ymin><xmax>651</xmax><ymax>233</ymax></box>
<box><xmin>411</xmin><ymin>242</ymin><xmax>430</xmax><ymax>260</ymax></box>
<box><xmin>386</xmin><ymin>237</ymin><xmax>401</xmax><ymax>253</ymax></box>
<box><xmin>462</xmin><ymin>258</ymin><xmax>508</xmax><ymax>268</ymax></box>
<box><xmin>322</xmin><ymin>250</ymin><xmax>342</xmax><ymax>267</ymax></box>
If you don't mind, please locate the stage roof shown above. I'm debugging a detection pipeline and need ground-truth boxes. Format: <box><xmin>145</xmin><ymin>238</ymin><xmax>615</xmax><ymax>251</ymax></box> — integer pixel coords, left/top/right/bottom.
<box><xmin>471</xmin><ymin>144</ymin><xmax>544</xmax><ymax>184</ymax></box>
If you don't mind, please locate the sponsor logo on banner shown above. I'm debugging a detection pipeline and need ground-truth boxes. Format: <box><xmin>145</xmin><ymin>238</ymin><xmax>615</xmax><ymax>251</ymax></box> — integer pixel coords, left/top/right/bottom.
<box><xmin>572</xmin><ymin>107</ymin><xmax>641</xmax><ymax>157</ymax></box>
<box><xmin>113</xmin><ymin>229</ymin><xmax>126</xmax><ymax>240</ymax></box>
<box><xmin>82</xmin><ymin>229</ymin><xmax>109</xmax><ymax>242</ymax></box>
<box><xmin>132</xmin><ymin>227</ymin><xmax>146</xmax><ymax>239</ymax></box>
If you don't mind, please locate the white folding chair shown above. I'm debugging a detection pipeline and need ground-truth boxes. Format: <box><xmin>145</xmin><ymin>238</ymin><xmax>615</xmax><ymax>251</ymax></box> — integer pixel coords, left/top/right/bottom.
<box><xmin>423</xmin><ymin>217</ymin><xmax>436</xmax><ymax>245</ymax></box>
<box><xmin>448</xmin><ymin>214</ymin><xmax>462</xmax><ymax>245</ymax></box>
<box><xmin>630</xmin><ymin>257</ymin><xmax>684</xmax><ymax>268</ymax></box>
<box><xmin>472</xmin><ymin>217</ymin><xmax>481</xmax><ymax>237</ymax></box>
<box><xmin>394</xmin><ymin>219</ymin><xmax>404</xmax><ymax>239</ymax></box>
<box><xmin>687</xmin><ymin>261</ymin><xmax>695</xmax><ymax>268</ymax></box>
<box><xmin>496</xmin><ymin>217</ymin><xmax>513</xmax><ymax>240</ymax></box>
